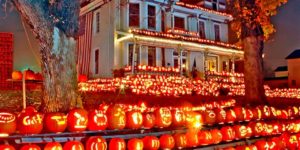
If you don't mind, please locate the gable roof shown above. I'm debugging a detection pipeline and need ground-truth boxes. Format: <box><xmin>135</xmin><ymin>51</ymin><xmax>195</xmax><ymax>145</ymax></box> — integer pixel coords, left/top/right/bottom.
<box><xmin>274</xmin><ymin>66</ymin><xmax>288</xmax><ymax>72</ymax></box>
<box><xmin>286</xmin><ymin>49</ymin><xmax>300</xmax><ymax>59</ymax></box>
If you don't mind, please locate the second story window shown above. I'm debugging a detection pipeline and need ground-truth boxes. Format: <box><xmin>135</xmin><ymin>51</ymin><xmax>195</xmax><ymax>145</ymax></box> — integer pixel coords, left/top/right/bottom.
<box><xmin>214</xmin><ymin>24</ymin><xmax>220</xmax><ymax>41</ymax></box>
<box><xmin>212</xmin><ymin>0</ymin><xmax>218</xmax><ymax>11</ymax></box>
<box><xmin>96</xmin><ymin>12</ymin><xmax>100</xmax><ymax>33</ymax></box>
<box><xmin>148</xmin><ymin>5</ymin><xmax>156</xmax><ymax>29</ymax></box>
<box><xmin>129</xmin><ymin>3</ymin><xmax>140</xmax><ymax>27</ymax></box>
<box><xmin>199</xmin><ymin>21</ymin><xmax>206</xmax><ymax>39</ymax></box>
<box><xmin>174</xmin><ymin>16</ymin><xmax>185</xmax><ymax>30</ymax></box>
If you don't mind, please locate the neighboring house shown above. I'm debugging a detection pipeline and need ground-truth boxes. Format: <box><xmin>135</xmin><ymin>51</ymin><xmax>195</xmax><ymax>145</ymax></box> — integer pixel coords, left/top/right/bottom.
<box><xmin>286</xmin><ymin>49</ymin><xmax>300</xmax><ymax>88</ymax></box>
<box><xmin>77</xmin><ymin>0</ymin><xmax>243</xmax><ymax>77</ymax></box>
<box><xmin>274</xmin><ymin>66</ymin><xmax>288</xmax><ymax>78</ymax></box>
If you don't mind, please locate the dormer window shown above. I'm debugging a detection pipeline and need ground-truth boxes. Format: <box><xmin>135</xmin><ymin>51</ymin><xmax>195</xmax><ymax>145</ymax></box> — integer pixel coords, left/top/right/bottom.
<box><xmin>129</xmin><ymin>3</ymin><xmax>140</xmax><ymax>27</ymax></box>
<box><xmin>174</xmin><ymin>16</ymin><xmax>185</xmax><ymax>30</ymax></box>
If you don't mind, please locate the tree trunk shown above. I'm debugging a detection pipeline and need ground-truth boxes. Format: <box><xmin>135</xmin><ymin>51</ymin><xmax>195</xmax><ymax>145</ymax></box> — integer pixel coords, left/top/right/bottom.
<box><xmin>243</xmin><ymin>36</ymin><xmax>267</xmax><ymax>105</ymax></box>
<box><xmin>40</xmin><ymin>27</ymin><xmax>80</xmax><ymax>113</ymax></box>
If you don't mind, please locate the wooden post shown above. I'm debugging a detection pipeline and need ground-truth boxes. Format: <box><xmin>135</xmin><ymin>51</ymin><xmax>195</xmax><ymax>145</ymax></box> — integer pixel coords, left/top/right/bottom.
<box><xmin>22</xmin><ymin>71</ymin><xmax>26</xmax><ymax>109</ymax></box>
<box><xmin>132</xmin><ymin>37</ymin><xmax>136</xmax><ymax>74</ymax></box>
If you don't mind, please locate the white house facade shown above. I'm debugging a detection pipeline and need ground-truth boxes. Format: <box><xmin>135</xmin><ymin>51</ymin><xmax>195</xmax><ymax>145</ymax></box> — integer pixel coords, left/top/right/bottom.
<box><xmin>78</xmin><ymin>0</ymin><xmax>244</xmax><ymax>77</ymax></box>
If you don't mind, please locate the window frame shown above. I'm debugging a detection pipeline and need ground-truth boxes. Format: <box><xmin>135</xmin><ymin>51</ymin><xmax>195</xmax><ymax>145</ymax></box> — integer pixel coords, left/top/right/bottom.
<box><xmin>214</xmin><ymin>23</ymin><xmax>221</xmax><ymax>42</ymax></box>
<box><xmin>147</xmin><ymin>4</ymin><xmax>156</xmax><ymax>30</ymax></box>
<box><xmin>198</xmin><ymin>20</ymin><xmax>206</xmax><ymax>39</ymax></box>
<box><xmin>173</xmin><ymin>16</ymin><xmax>186</xmax><ymax>30</ymax></box>
<box><xmin>129</xmin><ymin>3</ymin><xmax>140</xmax><ymax>27</ymax></box>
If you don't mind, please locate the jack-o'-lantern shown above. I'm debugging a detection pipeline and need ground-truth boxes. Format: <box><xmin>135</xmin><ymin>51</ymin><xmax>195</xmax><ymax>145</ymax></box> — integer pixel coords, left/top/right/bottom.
<box><xmin>44</xmin><ymin>112</ymin><xmax>67</xmax><ymax>133</ymax></box>
<box><xmin>233</xmin><ymin>125</ymin><xmax>248</xmax><ymax>140</ymax></box>
<box><xmin>126</xmin><ymin>110</ymin><xmax>143</xmax><ymax>129</ymax></box>
<box><xmin>220</xmin><ymin>126</ymin><xmax>235</xmax><ymax>142</ymax></box>
<box><xmin>107</xmin><ymin>105</ymin><xmax>126</xmax><ymax>130</ymax></box>
<box><xmin>269</xmin><ymin>107</ymin><xmax>277</xmax><ymax>118</ymax></box>
<box><xmin>143</xmin><ymin>113</ymin><xmax>155</xmax><ymax>129</ymax></box>
<box><xmin>186</xmin><ymin>130</ymin><xmax>199</xmax><ymax>147</ymax></box>
<box><xmin>109</xmin><ymin>138</ymin><xmax>126</xmax><ymax>150</ymax></box>
<box><xmin>260</xmin><ymin>105</ymin><xmax>271</xmax><ymax>119</ymax></box>
<box><xmin>214</xmin><ymin>108</ymin><xmax>226</xmax><ymax>124</ymax></box>
<box><xmin>250</xmin><ymin>108</ymin><xmax>261</xmax><ymax>121</ymax></box>
<box><xmin>159</xmin><ymin>134</ymin><xmax>175</xmax><ymax>149</ymax></box>
<box><xmin>233</xmin><ymin>107</ymin><xmax>246</xmax><ymax>122</ymax></box>
<box><xmin>210</xmin><ymin>129</ymin><xmax>223</xmax><ymax>144</ymax></box>
<box><xmin>270</xmin><ymin>137</ymin><xmax>285</xmax><ymax>149</ymax></box>
<box><xmin>0</xmin><ymin>145</ymin><xmax>15</xmax><ymax>150</ymax></box>
<box><xmin>44</xmin><ymin>142</ymin><xmax>63</xmax><ymax>150</ymax></box>
<box><xmin>255</xmin><ymin>140</ymin><xmax>269</xmax><ymax>150</ymax></box>
<box><xmin>88</xmin><ymin>109</ymin><xmax>108</xmax><ymax>131</ymax></box>
<box><xmin>127</xmin><ymin>138</ymin><xmax>143</xmax><ymax>150</ymax></box>
<box><xmin>0</xmin><ymin>111</ymin><xmax>16</xmax><ymax>135</ymax></box>
<box><xmin>86</xmin><ymin>136</ymin><xmax>107</xmax><ymax>150</ymax></box>
<box><xmin>245</xmin><ymin>126</ymin><xmax>253</xmax><ymax>138</ymax></box>
<box><xmin>277</xmin><ymin>109</ymin><xmax>288</xmax><ymax>120</ymax></box>
<box><xmin>244</xmin><ymin>108</ymin><xmax>253</xmax><ymax>121</ymax></box>
<box><xmin>203</xmin><ymin>110</ymin><xmax>216</xmax><ymax>125</ymax></box>
<box><xmin>67</xmin><ymin>108</ymin><xmax>88</xmax><ymax>132</ymax></box>
<box><xmin>24</xmin><ymin>69</ymin><xmax>35</xmax><ymax>80</ymax></box>
<box><xmin>63</xmin><ymin>141</ymin><xmax>84</xmax><ymax>150</ymax></box>
<box><xmin>17</xmin><ymin>107</ymin><xmax>43</xmax><ymax>134</ymax></box>
<box><xmin>20</xmin><ymin>144</ymin><xmax>41</xmax><ymax>150</ymax></box>
<box><xmin>78</xmin><ymin>74</ymin><xmax>88</xmax><ymax>82</ymax></box>
<box><xmin>34</xmin><ymin>73</ymin><xmax>43</xmax><ymax>81</ymax></box>
<box><xmin>185</xmin><ymin>111</ymin><xmax>203</xmax><ymax>129</ymax></box>
<box><xmin>225</xmin><ymin>109</ymin><xmax>236</xmax><ymax>123</ymax></box>
<box><xmin>12</xmin><ymin>71</ymin><xmax>22</xmax><ymax>80</ymax></box>
<box><xmin>142</xmin><ymin>136</ymin><xmax>160</xmax><ymax>150</ymax></box>
<box><xmin>171</xmin><ymin>109</ymin><xmax>186</xmax><ymax>127</ymax></box>
<box><xmin>198</xmin><ymin>130</ymin><xmax>213</xmax><ymax>145</ymax></box>
<box><xmin>154</xmin><ymin>107</ymin><xmax>172</xmax><ymax>128</ymax></box>
<box><xmin>173</xmin><ymin>133</ymin><xmax>187</xmax><ymax>149</ymax></box>
<box><xmin>249</xmin><ymin>122</ymin><xmax>264</xmax><ymax>137</ymax></box>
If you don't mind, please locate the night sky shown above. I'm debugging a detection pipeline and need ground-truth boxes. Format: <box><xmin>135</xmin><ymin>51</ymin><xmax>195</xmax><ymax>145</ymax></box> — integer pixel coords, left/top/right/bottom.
<box><xmin>0</xmin><ymin>1</ymin><xmax>300</xmax><ymax>76</ymax></box>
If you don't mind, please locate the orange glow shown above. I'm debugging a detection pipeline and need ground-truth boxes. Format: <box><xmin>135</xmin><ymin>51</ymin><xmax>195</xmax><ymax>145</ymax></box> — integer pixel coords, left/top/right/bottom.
<box><xmin>0</xmin><ymin>112</ymin><xmax>16</xmax><ymax>123</ymax></box>
<box><xmin>50</xmin><ymin>116</ymin><xmax>67</xmax><ymax>125</ymax></box>
<box><xmin>22</xmin><ymin>114</ymin><xmax>43</xmax><ymax>126</ymax></box>
<box><xmin>74</xmin><ymin>112</ymin><xmax>88</xmax><ymax>129</ymax></box>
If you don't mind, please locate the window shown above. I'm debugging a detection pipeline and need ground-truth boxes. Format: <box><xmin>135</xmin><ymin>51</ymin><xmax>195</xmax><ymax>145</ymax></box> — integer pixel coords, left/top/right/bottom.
<box><xmin>199</xmin><ymin>21</ymin><xmax>206</xmax><ymax>39</ymax></box>
<box><xmin>129</xmin><ymin>3</ymin><xmax>140</xmax><ymax>27</ymax></box>
<box><xmin>212</xmin><ymin>0</ymin><xmax>218</xmax><ymax>10</ymax></box>
<box><xmin>174</xmin><ymin>16</ymin><xmax>185</xmax><ymax>30</ymax></box>
<box><xmin>205</xmin><ymin>56</ymin><xmax>218</xmax><ymax>72</ymax></box>
<box><xmin>95</xmin><ymin>49</ymin><xmax>99</xmax><ymax>74</ymax></box>
<box><xmin>128</xmin><ymin>44</ymin><xmax>140</xmax><ymax>66</ymax></box>
<box><xmin>161</xmin><ymin>10</ymin><xmax>165</xmax><ymax>32</ymax></box>
<box><xmin>96</xmin><ymin>12</ymin><xmax>100</xmax><ymax>33</ymax></box>
<box><xmin>214</xmin><ymin>24</ymin><xmax>220</xmax><ymax>41</ymax></box>
<box><xmin>292</xmin><ymin>80</ymin><xmax>296</xmax><ymax>86</ymax></box>
<box><xmin>173</xmin><ymin>50</ymin><xmax>187</xmax><ymax>69</ymax></box>
<box><xmin>148</xmin><ymin>46</ymin><xmax>156</xmax><ymax>66</ymax></box>
<box><xmin>148</xmin><ymin>5</ymin><xmax>156</xmax><ymax>29</ymax></box>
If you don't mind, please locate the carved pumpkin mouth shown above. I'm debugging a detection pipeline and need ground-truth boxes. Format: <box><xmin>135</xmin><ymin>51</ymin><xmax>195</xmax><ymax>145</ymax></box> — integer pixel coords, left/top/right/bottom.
<box><xmin>0</xmin><ymin>112</ymin><xmax>15</xmax><ymax>123</ymax></box>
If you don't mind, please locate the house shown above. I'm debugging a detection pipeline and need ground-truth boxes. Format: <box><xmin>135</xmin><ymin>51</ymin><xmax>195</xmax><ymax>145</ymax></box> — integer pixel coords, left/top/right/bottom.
<box><xmin>286</xmin><ymin>49</ymin><xmax>300</xmax><ymax>88</ymax></box>
<box><xmin>274</xmin><ymin>66</ymin><xmax>288</xmax><ymax>78</ymax></box>
<box><xmin>77</xmin><ymin>0</ymin><xmax>243</xmax><ymax>77</ymax></box>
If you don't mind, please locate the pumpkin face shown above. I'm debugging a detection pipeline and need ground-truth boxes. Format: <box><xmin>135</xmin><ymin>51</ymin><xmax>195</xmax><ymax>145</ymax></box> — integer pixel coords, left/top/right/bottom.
<box><xmin>0</xmin><ymin>145</ymin><xmax>15</xmax><ymax>150</ymax></box>
<box><xmin>86</xmin><ymin>136</ymin><xmax>107</xmax><ymax>150</ymax></box>
<box><xmin>198</xmin><ymin>130</ymin><xmax>213</xmax><ymax>145</ymax></box>
<box><xmin>220</xmin><ymin>126</ymin><xmax>235</xmax><ymax>142</ymax></box>
<box><xmin>44</xmin><ymin>142</ymin><xmax>63</xmax><ymax>150</ymax></box>
<box><xmin>233</xmin><ymin>125</ymin><xmax>248</xmax><ymax>140</ymax></box>
<box><xmin>0</xmin><ymin>112</ymin><xmax>16</xmax><ymax>135</ymax></box>
<box><xmin>17</xmin><ymin>107</ymin><xmax>43</xmax><ymax>134</ymax></box>
<box><xmin>143</xmin><ymin>113</ymin><xmax>155</xmax><ymax>129</ymax></box>
<box><xmin>214</xmin><ymin>108</ymin><xmax>226</xmax><ymax>124</ymax></box>
<box><xmin>154</xmin><ymin>107</ymin><xmax>172</xmax><ymax>128</ymax></box>
<box><xmin>127</xmin><ymin>138</ymin><xmax>143</xmax><ymax>150</ymax></box>
<box><xmin>109</xmin><ymin>138</ymin><xmax>126</xmax><ymax>150</ymax></box>
<box><xmin>171</xmin><ymin>109</ymin><xmax>186</xmax><ymax>127</ymax></box>
<box><xmin>107</xmin><ymin>105</ymin><xmax>126</xmax><ymax>130</ymax></box>
<box><xmin>203</xmin><ymin>110</ymin><xmax>216</xmax><ymax>125</ymax></box>
<box><xmin>210</xmin><ymin>129</ymin><xmax>223</xmax><ymax>144</ymax></box>
<box><xmin>63</xmin><ymin>141</ymin><xmax>84</xmax><ymax>150</ymax></box>
<box><xmin>142</xmin><ymin>136</ymin><xmax>160</xmax><ymax>150</ymax></box>
<box><xmin>225</xmin><ymin>109</ymin><xmax>236</xmax><ymax>123</ymax></box>
<box><xmin>20</xmin><ymin>144</ymin><xmax>41</xmax><ymax>150</ymax></box>
<box><xmin>159</xmin><ymin>134</ymin><xmax>175</xmax><ymax>150</ymax></box>
<box><xmin>87</xmin><ymin>109</ymin><xmax>108</xmax><ymax>131</ymax></box>
<box><xmin>186</xmin><ymin>131</ymin><xmax>199</xmax><ymax>147</ymax></box>
<box><xmin>173</xmin><ymin>133</ymin><xmax>187</xmax><ymax>149</ymax></box>
<box><xmin>12</xmin><ymin>71</ymin><xmax>22</xmax><ymax>80</ymax></box>
<box><xmin>67</xmin><ymin>108</ymin><xmax>88</xmax><ymax>132</ymax></box>
<box><xmin>44</xmin><ymin>113</ymin><xmax>67</xmax><ymax>133</ymax></box>
<box><xmin>126</xmin><ymin>111</ymin><xmax>143</xmax><ymax>129</ymax></box>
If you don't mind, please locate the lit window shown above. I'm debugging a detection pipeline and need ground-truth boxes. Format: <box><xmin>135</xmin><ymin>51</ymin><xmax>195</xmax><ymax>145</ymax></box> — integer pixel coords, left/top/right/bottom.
<box><xmin>199</xmin><ymin>21</ymin><xmax>206</xmax><ymax>39</ymax></box>
<box><xmin>174</xmin><ymin>16</ymin><xmax>185</xmax><ymax>30</ymax></box>
<box><xmin>148</xmin><ymin>5</ymin><xmax>156</xmax><ymax>29</ymax></box>
<box><xmin>129</xmin><ymin>3</ymin><xmax>140</xmax><ymax>27</ymax></box>
<box><xmin>214</xmin><ymin>24</ymin><xmax>220</xmax><ymax>41</ymax></box>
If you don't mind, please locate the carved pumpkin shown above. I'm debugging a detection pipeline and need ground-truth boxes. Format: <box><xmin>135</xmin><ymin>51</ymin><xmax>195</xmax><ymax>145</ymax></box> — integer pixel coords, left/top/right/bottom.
<box><xmin>159</xmin><ymin>134</ymin><xmax>175</xmax><ymax>150</ymax></box>
<box><xmin>233</xmin><ymin>107</ymin><xmax>246</xmax><ymax>122</ymax></box>
<box><xmin>24</xmin><ymin>69</ymin><xmax>35</xmax><ymax>80</ymax></box>
<box><xmin>173</xmin><ymin>133</ymin><xmax>187</xmax><ymax>149</ymax></box>
<box><xmin>67</xmin><ymin>108</ymin><xmax>88</xmax><ymax>132</ymax></box>
<box><xmin>127</xmin><ymin>138</ymin><xmax>143</xmax><ymax>150</ymax></box>
<box><xmin>233</xmin><ymin>125</ymin><xmax>248</xmax><ymax>140</ymax></box>
<box><xmin>20</xmin><ymin>144</ymin><xmax>41</xmax><ymax>150</ymax></box>
<box><xmin>220</xmin><ymin>126</ymin><xmax>235</xmax><ymax>142</ymax></box>
<box><xmin>109</xmin><ymin>138</ymin><xmax>126</xmax><ymax>150</ymax></box>
<box><xmin>126</xmin><ymin>110</ymin><xmax>143</xmax><ymax>129</ymax></box>
<box><xmin>186</xmin><ymin>130</ymin><xmax>199</xmax><ymax>147</ymax></box>
<box><xmin>143</xmin><ymin>113</ymin><xmax>155</xmax><ymax>129</ymax></box>
<box><xmin>171</xmin><ymin>109</ymin><xmax>186</xmax><ymax>127</ymax></box>
<box><xmin>86</xmin><ymin>136</ymin><xmax>107</xmax><ymax>150</ymax></box>
<box><xmin>17</xmin><ymin>107</ymin><xmax>43</xmax><ymax>134</ymax></box>
<box><xmin>44</xmin><ymin>112</ymin><xmax>67</xmax><ymax>133</ymax></box>
<box><xmin>249</xmin><ymin>122</ymin><xmax>265</xmax><ymax>137</ymax></box>
<box><xmin>210</xmin><ymin>129</ymin><xmax>223</xmax><ymax>144</ymax></box>
<box><xmin>0</xmin><ymin>145</ymin><xmax>15</xmax><ymax>150</ymax></box>
<box><xmin>203</xmin><ymin>110</ymin><xmax>216</xmax><ymax>125</ymax></box>
<box><xmin>63</xmin><ymin>141</ymin><xmax>84</xmax><ymax>150</ymax></box>
<box><xmin>154</xmin><ymin>107</ymin><xmax>172</xmax><ymax>128</ymax></box>
<box><xmin>251</xmin><ymin>107</ymin><xmax>262</xmax><ymax>121</ymax></box>
<box><xmin>214</xmin><ymin>108</ymin><xmax>226</xmax><ymax>124</ymax></box>
<box><xmin>245</xmin><ymin>126</ymin><xmax>253</xmax><ymax>138</ymax></box>
<box><xmin>244</xmin><ymin>108</ymin><xmax>253</xmax><ymax>121</ymax></box>
<box><xmin>12</xmin><ymin>71</ymin><xmax>22</xmax><ymax>80</ymax></box>
<box><xmin>198</xmin><ymin>130</ymin><xmax>213</xmax><ymax>145</ymax></box>
<box><xmin>255</xmin><ymin>140</ymin><xmax>269</xmax><ymax>150</ymax></box>
<box><xmin>87</xmin><ymin>109</ymin><xmax>108</xmax><ymax>131</ymax></box>
<box><xmin>78</xmin><ymin>74</ymin><xmax>88</xmax><ymax>82</ymax></box>
<box><xmin>142</xmin><ymin>136</ymin><xmax>160</xmax><ymax>150</ymax></box>
<box><xmin>185</xmin><ymin>111</ymin><xmax>203</xmax><ymax>129</ymax></box>
<box><xmin>225</xmin><ymin>109</ymin><xmax>236</xmax><ymax>123</ymax></box>
<box><xmin>0</xmin><ymin>111</ymin><xmax>16</xmax><ymax>135</ymax></box>
<box><xmin>107</xmin><ymin>105</ymin><xmax>126</xmax><ymax>130</ymax></box>
<box><xmin>44</xmin><ymin>142</ymin><xmax>63</xmax><ymax>150</ymax></box>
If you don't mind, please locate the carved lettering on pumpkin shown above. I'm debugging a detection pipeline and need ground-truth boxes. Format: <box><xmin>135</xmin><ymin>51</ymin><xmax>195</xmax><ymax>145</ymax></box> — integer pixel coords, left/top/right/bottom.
<box><xmin>51</xmin><ymin>116</ymin><xmax>67</xmax><ymax>125</ymax></box>
<box><xmin>0</xmin><ymin>112</ymin><xmax>15</xmax><ymax>123</ymax></box>
<box><xmin>22</xmin><ymin>114</ymin><xmax>42</xmax><ymax>126</ymax></box>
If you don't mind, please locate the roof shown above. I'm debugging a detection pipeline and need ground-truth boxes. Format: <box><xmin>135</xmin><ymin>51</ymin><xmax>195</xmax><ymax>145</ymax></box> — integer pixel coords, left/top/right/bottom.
<box><xmin>274</xmin><ymin>66</ymin><xmax>288</xmax><ymax>72</ymax></box>
<box><xmin>286</xmin><ymin>49</ymin><xmax>300</xmax><ymax>59</ymax></box>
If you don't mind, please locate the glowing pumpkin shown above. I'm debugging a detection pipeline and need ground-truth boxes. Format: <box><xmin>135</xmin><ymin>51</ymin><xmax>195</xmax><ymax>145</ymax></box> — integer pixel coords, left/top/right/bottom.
<box><xmin>249</xmin><ymin>122</ymin><xmax>264</xmax><ymax>137</ymax></box>
<box><xmin>185</xmin><ymin>111</ymin><xmax>203</xmax><ymax>129</ymax></box>
<box><xmin>17</xmin><ymin>107</ymin><xmax>43</xmax><ymax>134</ymax></box>
<box><xmin>233</xmin><ymin>125</ymin><xmax>248</xmax><ymax>140</ymax></box>
<box><xmin>87</xmin><ymin>109</ymin><xmax>108</xmax><ymax>131</ymax></box>
<box><xmin>44</xmin><ymin>142</ymin><xmax>63</xmax><ymax>150</ymax></box>
<box><xmin>20</xmin><ymin>144</ymin><xmax>41</xmax><ymax>150</ymax></box>
<box><xmin>86</xmin><ymin>136</ymin><xmax>107</xmax><ymax>150</ymax></box>
<box><xmin>0</xmin><ymin>111</ymin><xmax>16</xmax><ymax>135</ymax></box>
<box><xmin>159</xmin><ymin>134</ymin><xmax>175</xmax><ymax>150</ymax></box>
<box><xmin>126</xmin><ymin>111</ymin><xmax>143</xmax><ymax>129</ymax></box>
<box><xmin>0</xmin><ymin>145</ymin><xmax>15</xmax><ymax>150</ymax></box>
<box><xmin>225</xmin><ymin>109</ymin><xmax>236</xmax><ymax>123</ymax></box>
<box><xmin>171</xmin><ymin>109</ymin><xmax>186</xmax><ymax>127</ymax></box>
<box><xmin>186</xmin><ymin>130</ymin><xmax>199</xmax><ymax>147</ymax></box>
<box><xmin>143</xmin><ymin>113</ymin><xmax>155</xmax><ymax>129</ymax></box>
<box><xmin>214</xmin><ymin>108</ymin><xmax>226</xmax><ymax>124</ymax></box>
<box><xmin>107</xmin><ymin>105</ymin><xmax>126</xmax><ymax>130</ymax></box>
<box><xmin>24</xmin><ymin>69</ymin><xmax>35</xmax><ymax>80</ymax></box>
<box><xmin>109</xmin><ymin>138</ymin><xmax>126</xmax><ymax>150</ymax></box>
<box><xmin>67</xmin><ymin>108</ymin><xmax>88</xmax><ymax>132</ymax></box>
<box><xmin>127</xmin><ymin>138</ymin><xmax>143</xmax><ymax>150</ymax></box>
<box><xmin>63</xmin><ymin>141</ymin><xmax>84</xmax><ymax>150</ymax></box>
<box><xmin>233</xmin><ymin>107</ymin><xmax>246</xmax><ymax>122</ymax></box>
<box><xmin>173</xmin><ymin>133</ymin><xmax>187</xmax><ymax>149</ymax></box>
<box><xmin>244</xmin><ymin>108</ymin><xmax>253</xmax><ymax>121</ymax></box>
<box><xmin>12</xmin><ymin>71</ymin><xmax>22</xmax><ymax>80</ymax></box>
<box><xmin>154</xmin><ymin>107</ymin><xmax>172</xmax><ymax>128</ymax></box>
<box><xmin>210</xmin><ymin>129</ymin><xmax>223</xmax><ymax>144</ymax></box>
<box><xmin>142</xmin><ymin>136</ymin><xmax>160</xmax><ymax>150</ymax></box>
<box><xmin>203</xmin><ymin>110</ymin><xmax>216</xmax><ymax>125</ymax></box>
<box><xmin>44</xmin><ymin>112</ymin><xmax>67</xmax><ymax>133</ymax></box>
<box><xmin>251</xmin><ymin>107</ymin><xmax>262</xmax><ymax>121</ymax></box>
<box><xmin>78</xmin><ymin>74</ymin><xmax>88</xmax><ymax>82</ymax></box>
<box><xmin>198</xmin><ymin>130</ymin><xmax>213</xmax><ymax>145</ymax></box>
<box><xmin>255</xmin><ymin>140</ymin><xmax>269</xmax><ymax>150</ymax></box>
<box><xmin>220</xmin><ymin>126</ymin><xmax>236</xmax><ymax>142</ymax></box>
